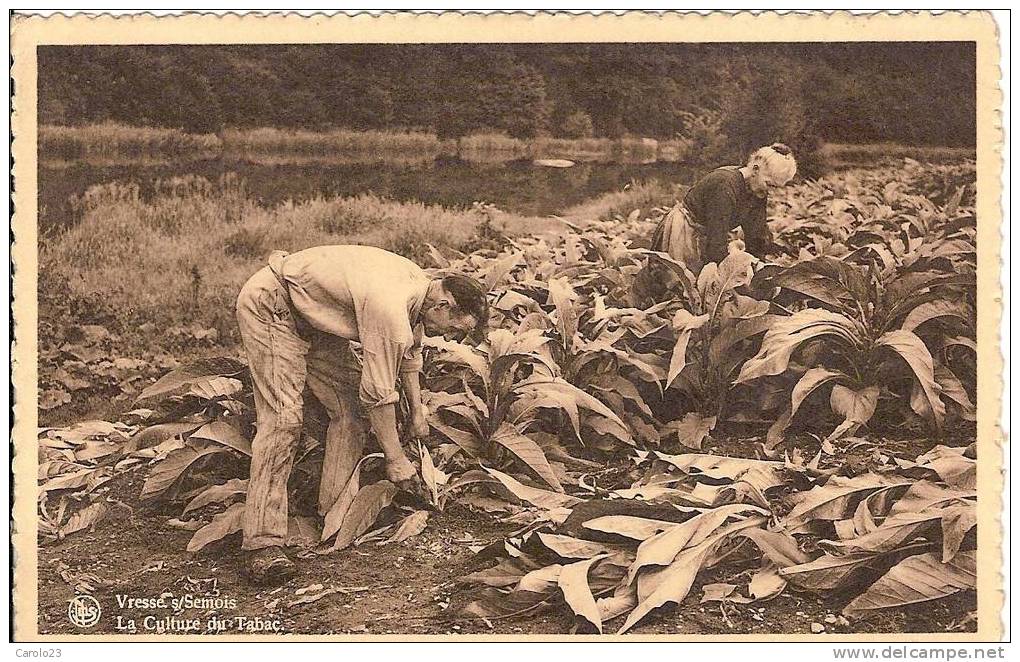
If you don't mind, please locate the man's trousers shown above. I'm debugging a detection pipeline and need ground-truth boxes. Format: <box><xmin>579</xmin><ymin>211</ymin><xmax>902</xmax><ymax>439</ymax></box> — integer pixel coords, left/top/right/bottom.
<box><xmin>236</xmin><ymin>266</ymin><xmax>367</xmax><ymax>550</ymax></box>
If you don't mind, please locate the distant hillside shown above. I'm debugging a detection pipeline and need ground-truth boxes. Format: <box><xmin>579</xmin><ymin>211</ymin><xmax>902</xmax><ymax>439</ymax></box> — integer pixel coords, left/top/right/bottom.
<box><xmin>39</xmin><ymin>42</ymin><xmax>976</xmax><ymax>166</ymax></box>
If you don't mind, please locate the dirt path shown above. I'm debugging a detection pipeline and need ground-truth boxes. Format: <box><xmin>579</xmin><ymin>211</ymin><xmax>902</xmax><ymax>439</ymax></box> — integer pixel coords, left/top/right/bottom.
<box><xmin>38</xmin><ymin>466</ymin><xmax>975</xmax><ymax>637</ymax></box>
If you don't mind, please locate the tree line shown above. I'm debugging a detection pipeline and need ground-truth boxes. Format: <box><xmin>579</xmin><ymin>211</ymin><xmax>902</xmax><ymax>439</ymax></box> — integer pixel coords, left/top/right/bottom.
<box><xmin>38</xmin><ymin>42</ymin><xmax>976</xmax><ymax>159</ymax></box>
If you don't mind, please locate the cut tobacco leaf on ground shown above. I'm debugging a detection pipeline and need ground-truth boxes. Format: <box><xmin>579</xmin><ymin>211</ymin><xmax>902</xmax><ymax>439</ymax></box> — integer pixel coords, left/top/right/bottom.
<box><xmin>483</xmin><ymin>466</ymin><xmax>581</xmax><ymax>510</ymax></box>
<box><xmin>329</xmin><ymin>480</ymin><xmax>399</xmax><ymax>552</ymax></box>
<box><xmin>140</xmin><ymin>444</ymin><xmax>227</xmax><ymax>500</ymax></box>
<box><xmin>187</xmin><ymin>502</ymin><xmax>245</xmax><ymax>552</ymax></box>
<box><xmin>59</xmin><ymin>501</ymin><xmax>109</xmax><ymax>538</ymax></box>
<box><xmin>183</xmin><ymin>478</ymin><xmax>248</xmax><ymax>514</ymax></box>
<box><xmin>189</xmin><ymin>420</ymin><xmax>252</xmax><ymax>456</ymax></box>
<box><xmin>537</xmin><ymin>533</ymin><xmax>621</xmax><ymax>559</ymax></box>
<box><xmin>558</xmin><ymin>555</ymin><xmax>608</xmax><ymax>633</ymax></box>
<box><xmin>386</xmin><ymin>510</ymin><xmax>430</xmax><ymax>543</ymax></box>
<box><xmin>842</xmin><ymin>551</ymin><xmax>976</xmax><ymax>617</ymax></box>
<box><xmin>166</xmin><ymin>518</ymin><xmax>205</xmax><ymax>531</ymax></box>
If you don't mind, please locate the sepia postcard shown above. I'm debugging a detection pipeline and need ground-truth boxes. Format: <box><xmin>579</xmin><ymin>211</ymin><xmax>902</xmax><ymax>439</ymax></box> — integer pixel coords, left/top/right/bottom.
<box><xmin>10</xmin><ymin>10</ymin><xmax>1005</xmax><ymax>642</ymax></box>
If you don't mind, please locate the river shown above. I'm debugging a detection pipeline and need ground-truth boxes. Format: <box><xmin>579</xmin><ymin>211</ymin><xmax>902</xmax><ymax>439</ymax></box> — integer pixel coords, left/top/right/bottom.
<box><xmin>38</xmin><ymin>156</ymin><xmax>697</xmax><ymax>235</ymax></box>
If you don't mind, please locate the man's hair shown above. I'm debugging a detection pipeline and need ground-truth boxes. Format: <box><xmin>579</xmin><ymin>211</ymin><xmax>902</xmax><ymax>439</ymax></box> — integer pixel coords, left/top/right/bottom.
<box><xmin>442</xmin><ymin>274</ymin><xmax>490</xmax><ymax>339</ymax></box>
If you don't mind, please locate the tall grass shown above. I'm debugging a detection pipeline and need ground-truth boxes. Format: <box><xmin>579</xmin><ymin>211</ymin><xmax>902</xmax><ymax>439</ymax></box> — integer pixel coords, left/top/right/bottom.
<box><xmin>41</xmin><ymin>175</ymin><xmax>668</xmax><ymax>348</ymax></box>
<box><xmin>455</xmin><ymin>133</ymin><xmax>530</xmax><ymax>160</ymax></box>
<box><xmin>557</xmin><ymin>180</ymin><xmax>681</xmax><ymax>224</ymax></box>
<box><xmin>43</xmin><ymin>178</ymin><xmax>480</xmax><ymax>337</ymax></box>
<box><xmin>821</xmin><ymin>142</ymin><xmax>977</xmax><ymax>168</ymax></box>
<box><xmin>232</xmin><ymin>130</ymin><xmax>670</xmax><ymax>164</ymax></box>
<box><xmin>535</xmin><ymin>136</ymin><xmax>661</xmax><ymax>163</ymax></box>
<box><xmin>220</xmin><ymin>127</ymin><xmax>444</xmax><ymax>163</ymax></box>
<box><xmin>655</xmin><ymin>138</ymin><xmax>692</xmax><ymax>163</ymax></box>
<box><xmin>41</xmin><ymin>125</ymin><xmax>976</xmax><ymax>172</ymax></box>
<box><xmin>39</xmin><ymin>123</ymin><xmax>221</xmax><ymax>165</ymax></box>
<box><xmin>458</xmin><ymin>134</ymin><xmax>670</xmax><ymax>163</ymax></box>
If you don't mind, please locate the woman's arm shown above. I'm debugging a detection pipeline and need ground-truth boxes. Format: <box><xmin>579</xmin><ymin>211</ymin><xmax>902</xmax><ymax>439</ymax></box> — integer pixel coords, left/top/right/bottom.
<box><xmin>741</xmin><ymin>202</ymin><xmax>772</xmax><ymax>258</ymax></box>
<box><xmin>699</xmin><ymin>187</ymin><xmax>738</xmax><ymax>264</ymax></box>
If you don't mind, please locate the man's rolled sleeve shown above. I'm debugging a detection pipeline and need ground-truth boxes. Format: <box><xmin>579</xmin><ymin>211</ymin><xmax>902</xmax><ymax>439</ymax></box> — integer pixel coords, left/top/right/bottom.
<box><xmin>400</xmin><ymin>325</ymin><xmax>424</xmax><ymax>375</ymax></box>
<box><xmin>400</xmin><ymin>347</ymin><xmax>424</xmax><ymax>375</ymax></box>
<box><xmin>358</xmin><ymin>332</ymin><xmax>406</xmax><ymax>409</ymax></box>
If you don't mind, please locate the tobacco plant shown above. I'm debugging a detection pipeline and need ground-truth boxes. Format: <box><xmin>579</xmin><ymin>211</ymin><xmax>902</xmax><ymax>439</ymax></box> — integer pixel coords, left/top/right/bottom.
<box><xmin>739</xmin><ymin>255</ymin><xmax>975</xmax><ymax>445</ymax></box>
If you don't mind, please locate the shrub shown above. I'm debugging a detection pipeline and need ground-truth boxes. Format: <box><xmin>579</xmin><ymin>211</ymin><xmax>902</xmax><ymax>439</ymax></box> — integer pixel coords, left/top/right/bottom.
<box><xmin>223</xmin><ymin>225</ymin><xmax>271</xmax><ymax>260</ymax></box>
<box><xmin>560</xmin><ymin>111</ymin><xmax>595</xmax><ymax>139</ymax></box>
<box><xmin>676</xmin><ymin>110</ymin><xmax>729</xmax><ymax>167</ymax></box>
<box><xmin>714</xmin><ymin>59</ymin><xmax>830</xmax><ymax>177</ymax></box>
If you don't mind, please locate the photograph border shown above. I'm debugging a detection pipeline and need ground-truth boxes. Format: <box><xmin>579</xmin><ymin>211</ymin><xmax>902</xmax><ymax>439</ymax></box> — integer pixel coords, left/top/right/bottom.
<box><xmin>10</xmin><ymin>10</ymin><xmax>1004</xmax><ymax>642</ymax></box>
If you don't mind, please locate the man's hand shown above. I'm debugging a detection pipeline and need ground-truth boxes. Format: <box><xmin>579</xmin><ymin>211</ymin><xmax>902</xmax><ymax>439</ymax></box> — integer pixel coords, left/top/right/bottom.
<box><xmin>385</xmin><ymin>456</ymin><xmax>427</xmax><ymax>497</ymax></box>
<box><xmin>409</xmin><ymin>406</ymin><xmax>430</xmax><ymax>440</ymax></box>
<box><xmin>368</xmin><ymin>404</ymin><xmax>426</xmax><ymax>494</ymax></box>
<box><xmin>385</xmin><ymin>455</ymin><xmax>418</xmax><ymax>485</ymax></box>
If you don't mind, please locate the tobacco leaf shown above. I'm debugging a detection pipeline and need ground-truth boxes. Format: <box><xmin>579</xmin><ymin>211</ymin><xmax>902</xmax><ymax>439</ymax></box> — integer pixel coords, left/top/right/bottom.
<box><xmin>842</xmin><ymin>551</ymin><xmax>976</xmax><ymax>617</ymax></box>
<box><xmin>183</xmin><ymin>478</ymin><xmax>248</xmax><ymax>514</ymax></box>
<box><xmin>558</xmin><ymin>555</ymin><xmax>608</xmax><ymax>633</ymax></box>
<box><xmin>386</xmin><ymin>510</ymin><xmax>430</xmax><ymax>544</ymax></box>
<box><xmin>59</xmin><ymin>502</ymin><xmax>110</xmax><ymax>538</ymax></box>
<box><xmin>140</xmin><ymin>445</ymin><xmax>226</xmax><ymax>500</ymax></box>
<box><xmin>189</xmin><ymin>420</ymin><xmax>252</xmax><ymax>456</ymax></box>
<box><xmin>328</xmin><ymin>480</ymin><xmax>398</xmax><ymax>552</ymax></box>
<box><xmin>483</xmin><ymin>466</ymin><xmax>582</xmax><ymax>510</ymax></box>
<box><xmin>187</xmin><ymin>502</ymin><xmax>245</xmax><ymax>552</ymax></box>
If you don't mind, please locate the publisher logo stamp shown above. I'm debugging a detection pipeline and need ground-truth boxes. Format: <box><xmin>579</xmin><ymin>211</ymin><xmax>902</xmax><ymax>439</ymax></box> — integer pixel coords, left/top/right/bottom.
<box><xmin>68</xmin><ymin>595</ymin><xmax>101</xmax><ymax>628</ymax></box>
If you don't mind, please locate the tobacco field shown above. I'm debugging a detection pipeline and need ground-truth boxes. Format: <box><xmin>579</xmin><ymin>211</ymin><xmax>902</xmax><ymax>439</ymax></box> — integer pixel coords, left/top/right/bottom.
<box><xmin>36</xmin><ymin>158</ymin><xmax>980</xmax><ymax>635</ymax></box>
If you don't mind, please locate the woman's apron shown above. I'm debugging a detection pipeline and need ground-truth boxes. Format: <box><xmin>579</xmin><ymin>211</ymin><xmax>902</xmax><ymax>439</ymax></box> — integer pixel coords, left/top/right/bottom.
<box><xmin>650</xmin><ymin>201</ymin><xmax>707</xmax><ymax>273</ymax></box>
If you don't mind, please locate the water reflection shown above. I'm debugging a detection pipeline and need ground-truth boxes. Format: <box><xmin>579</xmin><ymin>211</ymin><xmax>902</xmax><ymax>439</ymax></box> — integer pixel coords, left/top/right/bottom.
<box><xmin>38</xmin><ymin>155</ymin><xmax>696</xmax><ymax>234</ymax></box>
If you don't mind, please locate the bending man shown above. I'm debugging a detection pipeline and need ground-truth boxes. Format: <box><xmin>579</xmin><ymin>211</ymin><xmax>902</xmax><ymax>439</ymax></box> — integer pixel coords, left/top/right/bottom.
<box><xmin>235</xmin><ymin>245</ymin><xmax>488</xmax><ymax>584</ymax></box>
<box><xmin>652</xmin><ymin>143</ymin><xmax>797</xmax><ymax>271</ymax></box>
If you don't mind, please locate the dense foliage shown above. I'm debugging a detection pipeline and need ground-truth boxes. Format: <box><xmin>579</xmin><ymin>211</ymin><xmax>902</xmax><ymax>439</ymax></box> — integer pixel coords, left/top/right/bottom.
<box><xmin>40</xmin><ymin>43</ymin><xmax>976</xmax><ymax>159</ymax></box>
<box><xmin>37</xmin><ymin>159</ymin><xmax>978</xmax><ymax>631</ymax></box>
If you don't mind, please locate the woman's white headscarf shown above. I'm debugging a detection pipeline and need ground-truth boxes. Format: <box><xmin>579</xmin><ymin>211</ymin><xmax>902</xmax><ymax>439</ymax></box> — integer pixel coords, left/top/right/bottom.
<box><xmin>749</xmin><ymin>143</ymin><xmax>797</xmax><ymax>184</ymax></box>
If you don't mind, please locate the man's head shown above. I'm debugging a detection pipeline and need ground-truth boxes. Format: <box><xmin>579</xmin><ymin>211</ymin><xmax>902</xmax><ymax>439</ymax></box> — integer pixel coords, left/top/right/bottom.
<box><xmin>422</xmin><ymin>274</ymin><xmax>489</xmax><ymax>343</ymax></box>
<box><xmin>746</xmin><ymin>143</ymin><xmax>797</xmax><ymax>198</ymax></box>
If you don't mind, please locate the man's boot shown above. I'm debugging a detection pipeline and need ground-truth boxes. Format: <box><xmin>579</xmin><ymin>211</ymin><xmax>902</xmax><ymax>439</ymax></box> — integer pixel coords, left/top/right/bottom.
<box><xmin>244</xmin><ymin>546</ymin><xmax>296</xmax><ymax>585</ymax></box>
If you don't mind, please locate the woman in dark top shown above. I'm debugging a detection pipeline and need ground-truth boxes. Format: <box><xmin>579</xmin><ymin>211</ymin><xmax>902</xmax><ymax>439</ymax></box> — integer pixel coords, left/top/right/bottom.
<box><xmin>652</xmin><ymin>143</ymin><xmax>797</xmax><ymax>271</ymax></box>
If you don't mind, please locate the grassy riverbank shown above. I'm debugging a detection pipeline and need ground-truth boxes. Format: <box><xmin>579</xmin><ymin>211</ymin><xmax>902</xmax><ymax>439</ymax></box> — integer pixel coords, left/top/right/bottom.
<box><xmin>41</xmin><ymin>123</ymin><xmax>975</xmax><ymax>173</ymax></box>
<box><xmin>39</xmin><ymin>176</ymin><xmax>675</xmax><ymax>392</ymax></box>
<box><xmin>821</xmin><ymin>142</ymin><xmax>976</xmax><ymax>168</ymax></box>
<box><xmin>39</xmin><ymin>123</ymin><xmax>222</xmax><ymax>164</ymax></box>
<box><xmin>42</xmin><ymin>177</ymin><xmax>511</xmax><ymax>341</ymax></box>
